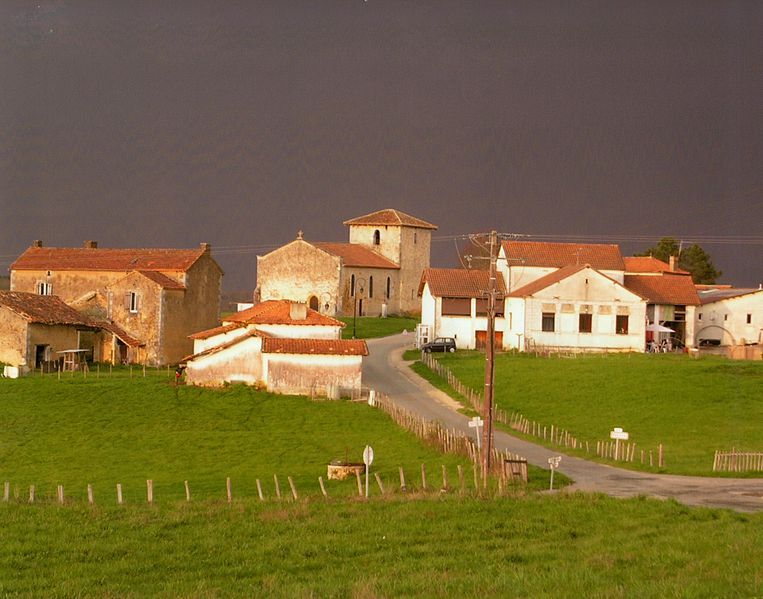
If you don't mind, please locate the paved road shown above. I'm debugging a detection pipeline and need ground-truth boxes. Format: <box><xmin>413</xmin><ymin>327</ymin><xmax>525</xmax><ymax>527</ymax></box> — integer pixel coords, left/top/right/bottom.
<box><xmin>363</xmin><ymin>334</ymin><xmax>763</xmax><ymax>513</ymax></box>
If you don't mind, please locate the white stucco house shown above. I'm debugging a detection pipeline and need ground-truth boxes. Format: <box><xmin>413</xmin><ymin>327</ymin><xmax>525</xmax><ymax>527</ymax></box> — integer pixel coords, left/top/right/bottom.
<box><xmin>419</xmin><ymin>268</ymin><xmax>508</xmax><ymax>350</ymax></box>
<box><xmin>695</xmin><ymin>286</ymin><xmax>763</xmax><ymax>347</ymax></box>
<box><xmin>183</xmin><ymin>300</ymin><xmax>368</xmax><ymax>397</ymax></box>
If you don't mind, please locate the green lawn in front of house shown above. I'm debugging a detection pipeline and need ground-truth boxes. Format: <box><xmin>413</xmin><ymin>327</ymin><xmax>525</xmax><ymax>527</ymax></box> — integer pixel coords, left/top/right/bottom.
<box><xmin>339</xmin><ymin>315</ymin><xmax>419</xmax><ymax>339</ymax></box>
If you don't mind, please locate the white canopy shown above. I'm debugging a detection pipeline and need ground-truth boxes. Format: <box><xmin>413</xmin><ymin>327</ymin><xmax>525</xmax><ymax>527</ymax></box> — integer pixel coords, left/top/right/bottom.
<box><xmin>646</xmin><ymin>323</ymin><xmax>675</xmax><ymax>333</ymax></box>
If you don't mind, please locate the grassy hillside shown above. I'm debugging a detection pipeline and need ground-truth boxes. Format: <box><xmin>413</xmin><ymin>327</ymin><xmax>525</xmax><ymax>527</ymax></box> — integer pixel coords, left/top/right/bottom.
<box><xmin>1</xmin><ymin>494</ymin><xmax>761</xmax><ymax>596</ymax></box>
<box><xmin>421</xmin><ymin>351</ymin><xmax>763</xmax><ymax>475</ymax></box>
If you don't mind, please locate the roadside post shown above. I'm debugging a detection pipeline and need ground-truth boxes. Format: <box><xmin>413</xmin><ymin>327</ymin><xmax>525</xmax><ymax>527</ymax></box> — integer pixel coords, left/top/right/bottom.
<box><xmin>363</xmin><ymin>445</ymin><xmax>374</xmax><ymax>498</ymax></box>
<box><xmin>610</xmin><ymin>427</ymin><xmax>629</xmax><ymax>461</ymax></box>
<box><xmin>468</xmin><ymin>416</ymin><xmax>483</xmax><ymax>451</ymax></box>
<box><xmin>548</xmin><ymin>456</ymin><xmax>561</xmax><ymax>490</ymax></box>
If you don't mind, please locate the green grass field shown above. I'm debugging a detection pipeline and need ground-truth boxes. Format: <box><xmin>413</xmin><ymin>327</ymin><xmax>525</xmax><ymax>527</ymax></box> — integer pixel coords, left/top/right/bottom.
<box><xmin>417</xmin><ymin>351</ymin><xmax>763</xmax><ymax>475</ymax></box>
<box><xmin>339</xmin><ymin>315</ymin><xmax>418</xmax><ymax>339</ymax></box>
<box><xmin>1</xmin><ymin>494</ymin><xmax>761</xmax><ymax>596</ymax></box>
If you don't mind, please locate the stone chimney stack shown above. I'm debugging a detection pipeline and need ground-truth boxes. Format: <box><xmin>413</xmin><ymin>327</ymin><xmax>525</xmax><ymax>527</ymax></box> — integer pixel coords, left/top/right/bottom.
<box><xmin>200</xmin><ymin>242</ymin><xmax>211</xmax><ymax>253</ymax></box>
<box><xmin>669</xmin><ymin>255</ymin><xmax>677</xmax><ymax>271</ymax></box>
<box><xmin>84</xmin><ymin>240</ymin><xmax>98</xmax><ymax>249</ymax></box>
<box><xmin>289</xmin><ymin>302</ymin><xmax>307</xmax><ymax>321</ymax></box>
<box><xmin>32</xmin><ymin>240</ymin><xmax>42</xmax><ymax>247</ymax></box>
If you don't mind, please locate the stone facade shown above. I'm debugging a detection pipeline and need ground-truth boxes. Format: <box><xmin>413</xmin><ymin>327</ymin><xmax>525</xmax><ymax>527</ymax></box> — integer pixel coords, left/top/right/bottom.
<box><xmin>10</xmin><ymin>242</ymin><xmax>222</xmax><ymax>365</ymax></box>
<box><xmin>257</xmin><ymin>209</ymin><xmax>436</xmax><ymax>317</ymax></box>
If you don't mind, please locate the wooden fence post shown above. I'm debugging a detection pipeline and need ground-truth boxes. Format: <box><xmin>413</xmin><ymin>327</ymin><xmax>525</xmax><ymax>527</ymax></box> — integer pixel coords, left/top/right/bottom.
<box><xmin>146</xmin><ymin>479</ymin><xmax>153</xmax><ymax>504</ymax></box>
<box><xmin>457</xmin><ymin>465</ymin><xmax>465</xmax><ymax>494</ymax></box>
<box><xmin>28</xmin><ymin>485</ymin><xmax>35</xmax><ymax>503</ymax></box>
<box><xmin>117</xmin><ymin>483</ymin><xmax>123</xmax><ymax>504</ymax></box>
<box><xmin>288</xmin><ymin>476</ymin><xmax>298</xmax><ymax>500</ymax></box>
<box><xmin>420</xmin><ymin>463</ymin><xmax>427</xmax><ymax>491</ymax></box>
<box><xmin>658</xmin><ymin>444</ymin><xmax>664</xmax><ymax>468</ymax></box>
<box><xmin>226</xmin><ymin>477</ymin><xmax>232</xmax><ymax>503</ymax></box>
<box><xmin>273</xmin><ymin>474</ymin><xmax>281</xmax><ymax>499</ymax></box>
<box><xmin>399</xmin><ymin>467</ymin><xmax>407</xmax><ymax>492</ymax></box>
<box><xmin>256</xmin><ymin>479</ymin><xmax>264</xmax><ymax>501</ymax></box>
<box><xmin>3</xmin><ymin>481</ymin><xmax>8</xmax><ymax>502</ymax></box>
<box><xmin>57</xmin><ymin>485</ymin><xmax>64</xmax><ymax>504</ymax></box>
<box><xmin>87</xmin><ymin>484</ymin><xmax>94</xmax><ymax>505</ymax></box>
<box><xmin>184</xmin><ymin>480</ymin><xmax>191</xmax><ymax>501</ymax></box>
<box><xmin>441</xmin><ymin>465</ymin><xmax>448</xmax><ymax>491</ymax></box>
<box><xmin>319</xmin><ymin>476</ymin><xmax>328</xmax><ymax>499</ymax></box>
<box><xmin>374</xmin><ymin>472</ymin><xmax>385</xmax><ymax>495</ymax></box>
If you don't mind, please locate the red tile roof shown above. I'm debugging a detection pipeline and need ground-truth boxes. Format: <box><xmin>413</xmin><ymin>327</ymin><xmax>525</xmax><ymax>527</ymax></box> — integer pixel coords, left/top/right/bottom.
<box><xmin>262</xmin><ymin>337</ymin><xmax>368</xmax><ymax>356</ymax></box>
<box><xmin>623</xmin><ymin>256</ymin><xmax>690</xmax><ymax>275</ymax></box>
<box><xmin>94</xmin><ymin>321</ymin><xmax>144</xmax><ymax>347</ymax></box>
<box><xmin>419</xmin><ymin>268</ymin><xmax>507</xmax><ymax>298</ymax></box>
<box><xmin>502</xmin><ymin>241</ymin><xmax>625</xmax><ymax>271</ymax></box>
<box><xmin>11</xmin><ymin>246</ymin><xmax>208</xmax><ymax>272</ymax></box>
<box><xmin>624</xmin><ymin>274</ymin><xmax>700</xmax><ymax>306</ymax></box>
<box><xmin>0</xmin><ymin>291</ymin><xmax>94</xmax><ymax>326</ymax></box>
<box><xmin>224</xmin><ymin>300</ymin><xmax>345</xmax><ymax>327</ymax></box>
<box><xmin>189</xmin><ymin>322</ymin><xmax>246</xmax><ymax>340</ymax></box>
<box><xmin>314</xmin><ymin>243</ymin><xmax>400</xmax><ymax>269</ymax></box>
<box><xmin>136</xmin><ymin>271</ymin><xmax>186</xmax><ymax>290</ymax></box>
<box><xmin>343</xmin><ymin>209</ymin><xmax>437</xmax><ymax>230</ymax></box>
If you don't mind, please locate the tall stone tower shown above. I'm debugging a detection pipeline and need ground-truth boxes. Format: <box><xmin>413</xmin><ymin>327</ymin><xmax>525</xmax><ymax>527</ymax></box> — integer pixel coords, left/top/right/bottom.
<box><xmin>344</xmin><ymin>209</ymin><xmax>437</xmax><ymax>314</ymax></box>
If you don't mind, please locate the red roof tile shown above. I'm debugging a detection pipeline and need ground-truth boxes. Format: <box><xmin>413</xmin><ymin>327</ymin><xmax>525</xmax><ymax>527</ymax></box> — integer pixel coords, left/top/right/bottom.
<box><xmin>343</xmin><ymin>209</ymin><xmax>437</xmax><ymax>230</ymax></box>
<box><xmin>136</xmin><ymin>270</ymin><xmax>186</xmax><ymax>290</ymax></box>
<box><xmin>11</xmin><ymin>246</ymin><xmax>208</xmax><ymax>272</ymax></box>
<box><xmin>224</xmin><ymin>300</ymin><xmax>345</xmax><ymax>327</ymax></box>
<box><xmin>419</xmin><ymin>268</ymin><xmax>507</xmax><ymax>298</ymax></box>
<box><xmin>624</xmin><ymin>274</ymin><xmax>701</xmax><ymax>306</ymax></box>
<box><xmin>262</xmin><ymin>337</ymin><xmax>368</xmax><ymax>356</ymax></box>
<box><xmin>0</xmin><ymin>291</ymin><xmax>94</xmax><ymax>326</ymax></box>
<box><xmin>502</xmin><ymin>241</ymin><xmax>625</xmax><ymax>271</ymax></box>
<box><xmin>94</xmin><ymin>321</ymin><xmax>144</xmax><ymax>347</ymax></box>
<box><xmin>624</xmin><ymin>256</ymin><xmax>690</xmax><ymax>275</ymax></box>
<box><xmin>314</xmin><ymin>243</ymin><xmax>400</xmax><ymax>269</ymax></box>
<box><xmin>189</xmin><ymin>322</ymin><xmax>246</xmax><ymax>340</ymax></box>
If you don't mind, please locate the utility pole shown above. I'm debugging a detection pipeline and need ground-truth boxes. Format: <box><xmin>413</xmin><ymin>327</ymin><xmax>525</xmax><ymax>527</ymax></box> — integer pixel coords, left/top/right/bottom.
<box><xmin>481</xmin><ymin>230</ymin><xmax>498</xmax><ymax>486</ymax></box>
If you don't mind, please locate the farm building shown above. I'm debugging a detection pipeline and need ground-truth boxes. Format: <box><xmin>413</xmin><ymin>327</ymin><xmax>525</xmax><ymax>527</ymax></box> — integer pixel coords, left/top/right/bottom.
<box><xmin>184</xmin><ymin>300</ymin><xmax>368</xmax><ymax>397</ymax></box>
<box><xmin>695</xmin><ymin>286</ymin><xmax>763</xmax><ymax>352</ymax></box>
<box><xmin>10</xmin><ymin>241</ymin><xmax>222</xmax><ymax>365</ymax></box>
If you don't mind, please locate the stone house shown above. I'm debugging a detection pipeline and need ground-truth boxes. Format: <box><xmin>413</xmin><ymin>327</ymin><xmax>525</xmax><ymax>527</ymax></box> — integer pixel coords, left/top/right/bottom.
<box><xmin>256</xmin><ymin>209</ymin><xmax>436</xmax><ymax>317</ymax></box>
<box><xmin>184</xmin><ymin>300</ymin><xmax>368</xmax><ymax>396</ymax></box>
<box><xmin>9</xmin><ymin>241</ymin><xmax>222</xmax><ymax>365</ymax></box>
<box><xmin>0</xmin><ymin>291</ymin><xmax>98</xmax><ymax>373</ymax></box>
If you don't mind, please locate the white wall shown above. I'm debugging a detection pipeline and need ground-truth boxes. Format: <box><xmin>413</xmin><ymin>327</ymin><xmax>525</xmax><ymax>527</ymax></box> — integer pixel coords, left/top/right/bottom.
<box><xmin>186</xmin><ymin>336</ymin><xmax>264</xmax><ymax>386</ymax></box>
<box><xmin>254</xmin><ymin>323</ymin><xmax>341</xmax><ymax>340</ymax></box>
<box><xmin>695</xmin><ymin>291</ymin><xmax>763</xmax><ymax>345</ymax></box>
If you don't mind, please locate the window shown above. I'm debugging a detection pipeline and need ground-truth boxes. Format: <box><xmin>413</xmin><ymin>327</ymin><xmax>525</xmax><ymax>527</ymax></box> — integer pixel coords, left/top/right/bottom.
<box><xmin>413</xmin><ymin>231</ymin><xmax>417</xmax><ymax>244</ymax></box>
<box><xmin>724</xmin><ymin>314</ymin><xmax>728</xmax><ymax>321</ymax></box>
<box><xmin>748</xmin><ymin>314</ymin><xmax>753</xmax><ymax>324</ymax></box>
<box><xmin>373</xmin><ymin>230</ymin><xmax>380</xmax><ymax>245</ymax></box>
<box><xmin>442</xmin><ymin>298</ymin><xmax>471</xmax><ymax>316</ymax></box>
<box><xmin>369</xmin><ymin>276</ymin><xmax>374</xmax><ymax>298</ymax></box>
<box><xmin>351</xmin><ymin>274</ymin><xmax>355</xmax><ymax>297</ymax></box>
<box><xmin>127</xmin><ymin>292</ymin><xmax>139</xmax><ymax>313</ymax></box>
<box><xmin>475</xmin><ymin>298</ymin><xmax>504</xmax><ymax>317</ymax></box>
<box><xmin>616</xmin><ymin>315</ymin><xmax>629</xmax><ymax>334</ymax></box>
<box><xmin>542</xmin><ymin>312</ymin><xmax>555</xmax><ymax>332</ymax></box>
<box><xmin>698</xmin><ymin>313</ymin><xmax>702</xmax><ymax>321</ymax></box>
<box><xmin>579</xmin><ymin>313</ymin><xmax>592</xmax><ymax>333</ymax></box>
<box><xmin>36</xmin><ymin>282</ymin><xmax>53</xmax><ymax>295</ymax></box>
<box><xmin>386</xmin><ymin>277</ymin><xmax>391</xmax><ymax>299</ymax></box>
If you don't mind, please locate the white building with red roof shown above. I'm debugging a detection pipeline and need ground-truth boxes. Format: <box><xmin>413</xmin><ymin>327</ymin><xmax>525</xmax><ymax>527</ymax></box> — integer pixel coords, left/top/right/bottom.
<box><xmin>183</xmin><ymin>300</ymin><xmax>368</xmax><ymax>396</ymax></box>
<box><xmin>256</xmin><ymin>208</ymin><xmax>436</xmax><ymax>317</ymax></box>
<box><xmin>695</xmin><ymin>286</ymin><xmax>763</xmax><ymax>350</ymax></box>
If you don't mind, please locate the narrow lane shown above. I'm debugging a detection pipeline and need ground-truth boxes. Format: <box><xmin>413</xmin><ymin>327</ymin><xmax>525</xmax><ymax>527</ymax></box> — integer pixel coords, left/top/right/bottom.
<box><xmin>363</xmin><ymin>333</ymin><xmax>763</xmax><ymax>512</ymax></box>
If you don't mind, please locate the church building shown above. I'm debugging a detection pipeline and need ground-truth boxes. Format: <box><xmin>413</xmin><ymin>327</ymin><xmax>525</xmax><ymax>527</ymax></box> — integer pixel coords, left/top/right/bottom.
<box><xmin>256</xmin><ymin>209</ymin><xmax>436</xmax><ymax>316</ymax></box>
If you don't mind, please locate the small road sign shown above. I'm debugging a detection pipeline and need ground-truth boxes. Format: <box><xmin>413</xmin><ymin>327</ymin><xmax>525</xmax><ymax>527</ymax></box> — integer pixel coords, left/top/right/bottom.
<box><xmin>363</xmin><ymin>445</ymin><xmax>374</xmax><ymax>498</ymax></box>
<box><xmin>548</xmin><ymin>456</ymin><xmax>562</xmax><ymax>490</ymax></box>
<box><xmin>610</xmin><ymin>427</ymin><xmax>629</xmax><ymax>441</ymax></box>
<box><xmin>468</xmin><ymin>416</ymin><xmax>483</xmax><ymax>450</ymax></box>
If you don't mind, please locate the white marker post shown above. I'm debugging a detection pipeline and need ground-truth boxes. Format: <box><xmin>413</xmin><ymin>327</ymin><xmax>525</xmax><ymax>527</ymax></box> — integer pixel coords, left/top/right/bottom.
<box><xmin>468</xmin><ymin>416</ymin><xmax>483</xmax><ymax>451</ymax></box>
<box><xmin>363</xmin><ymin>445</ymin><xmax>374</xmax><ymax>498</ymax></box>
<box><xmin>610</xmin><ymin>427</ymin><xmax>629</xmax><ymax>461</ymax></box>
<box><xmin>548</xmin><ymin>456</ymin><xmax>562</xmax><ymax>490</ymax></box>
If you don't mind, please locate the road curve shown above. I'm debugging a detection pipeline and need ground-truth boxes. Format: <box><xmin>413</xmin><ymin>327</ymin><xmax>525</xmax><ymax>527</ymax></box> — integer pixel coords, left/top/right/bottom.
<box><xmin>363</xmin><ymin>333</ymin><xmax>763</xmax><ymax>513</ymax></box>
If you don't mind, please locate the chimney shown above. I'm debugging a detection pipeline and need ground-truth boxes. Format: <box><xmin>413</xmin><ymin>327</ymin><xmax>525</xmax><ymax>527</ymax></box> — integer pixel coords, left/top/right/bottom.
<box><xmin>200</xmin><ymin>242</ymin><xmax>211</xmax><ymax>253</ymax></box>
<box><xmin>669</xmin><ymin>255</ymin><xmax>677</xmax><ymax>271</ymax></box>
<box><xmin>84</xmin><ymin>240</ymin><xmax>98</xmax><ymax>249</ymax></box>
<box><xmin>32</xmin><ymin>240</ymin><xmax>42</xmax><ymax>248</ymax></box>
<box><xmin>289</xmin><ymin>302</ymin><xmax>307</xmax><ymax>321</ymax></box>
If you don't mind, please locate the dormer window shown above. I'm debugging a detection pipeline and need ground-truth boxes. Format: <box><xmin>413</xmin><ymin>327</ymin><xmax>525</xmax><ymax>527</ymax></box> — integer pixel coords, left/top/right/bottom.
<box><xmin>373</xmin><ymin>230</ymin><xmax>380</xmax><ymax>245</ymax></box>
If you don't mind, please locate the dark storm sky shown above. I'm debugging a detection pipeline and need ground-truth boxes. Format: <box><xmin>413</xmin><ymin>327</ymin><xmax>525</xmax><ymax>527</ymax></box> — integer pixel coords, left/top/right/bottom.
<box><xmin>1</xmin><ymin>1</ymin><xmax>761</xmax><ymax>290</ymax></box>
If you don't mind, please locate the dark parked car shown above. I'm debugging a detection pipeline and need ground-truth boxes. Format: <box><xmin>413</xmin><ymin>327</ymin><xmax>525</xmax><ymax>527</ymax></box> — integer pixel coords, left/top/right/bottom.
<box><xmin>421</xmin><ymin>337</ymin><xmax>456</xmax><ymax>353</ymax></box>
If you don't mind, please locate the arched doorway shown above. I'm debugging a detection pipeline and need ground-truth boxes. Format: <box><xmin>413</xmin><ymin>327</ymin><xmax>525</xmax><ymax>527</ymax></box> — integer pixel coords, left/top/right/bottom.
<box><xmin>308</xmin><ymin>296</ymin><xmax>319</xmax><ymax>311</ymax></box>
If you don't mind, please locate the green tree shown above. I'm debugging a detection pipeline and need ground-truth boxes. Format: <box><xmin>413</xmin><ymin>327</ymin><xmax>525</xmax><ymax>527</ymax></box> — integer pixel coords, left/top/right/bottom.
<box><xmin>637</xmin><ymin>237</ymin><xmax>722</xmax><ymax>284</ymax></box>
